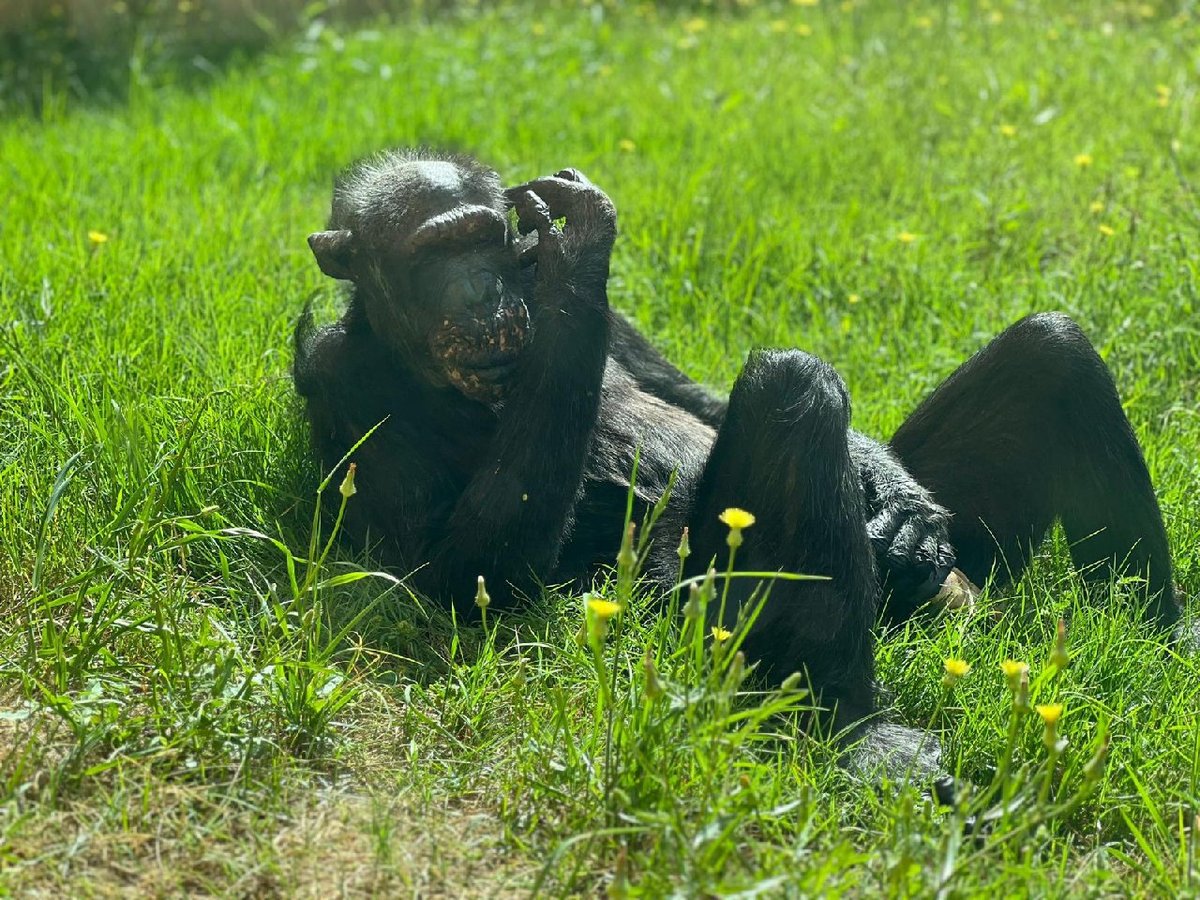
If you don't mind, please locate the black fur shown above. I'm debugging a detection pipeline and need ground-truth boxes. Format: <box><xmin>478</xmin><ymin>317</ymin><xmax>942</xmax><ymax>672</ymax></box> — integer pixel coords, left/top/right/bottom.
<box><xmin>294</xmin><ymin>151</ymin><xmax>1181</xmax><ymax>767</ymax></box>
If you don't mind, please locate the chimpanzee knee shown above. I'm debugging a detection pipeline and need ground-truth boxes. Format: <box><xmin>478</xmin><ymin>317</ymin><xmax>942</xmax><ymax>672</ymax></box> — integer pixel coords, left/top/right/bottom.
<box><xmin>996</xmin><ymin>312</ymin><xmax>1108</xmax><ymax>386</ymax></box>
<box><xmin>729</xmin><ymin>349</ymin><xmax>851</xmax><ymax>449</ymax></box>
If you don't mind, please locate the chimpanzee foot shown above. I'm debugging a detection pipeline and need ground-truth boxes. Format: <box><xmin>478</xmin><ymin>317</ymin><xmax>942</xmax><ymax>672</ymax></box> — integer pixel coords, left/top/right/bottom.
<box><xmin>932</xmin><ymin>568</ymin><xmax>981</xmax><ymax>612</ymax></box>
<box><xmin>840</xmin><ymin>720</ymin><xmax>959</xmax><ymax>806</ymax></box>
<box><xmin>1172</xmin><ymin>596</ymin><xmax>1200</xmax><ymax>653</ymax></box>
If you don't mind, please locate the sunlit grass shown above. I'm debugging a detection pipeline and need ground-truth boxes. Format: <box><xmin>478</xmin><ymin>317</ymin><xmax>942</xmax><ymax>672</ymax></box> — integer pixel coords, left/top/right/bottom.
<box><xmin>1</xmin><ymin>1</ymin><xmax>1199</xmax><ymax>894</ymax></box>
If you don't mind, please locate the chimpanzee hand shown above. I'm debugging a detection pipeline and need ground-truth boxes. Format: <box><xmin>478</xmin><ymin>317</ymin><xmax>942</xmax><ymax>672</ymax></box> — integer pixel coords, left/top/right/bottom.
<box><xmin>868</xmin><ymin>495</ymin><xmax>956</xmax><ymax>609</ymax></box>
<box><xmin>848</xmin><ymin>431</ymin><xmax>956</xmax><ymax>612</ymax></box>
<box><xmin>505</xmin><ymin>169</ymin><xmax>616</xmax><ymax>298</ymax></box>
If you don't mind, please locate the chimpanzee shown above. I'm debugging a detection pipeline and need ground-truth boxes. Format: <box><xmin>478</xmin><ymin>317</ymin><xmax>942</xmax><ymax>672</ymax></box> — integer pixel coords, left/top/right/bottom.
<box><xmin>293</xmin><ymin>148</ymin><xmax>1184</xmax><ymax>773</ymax></box>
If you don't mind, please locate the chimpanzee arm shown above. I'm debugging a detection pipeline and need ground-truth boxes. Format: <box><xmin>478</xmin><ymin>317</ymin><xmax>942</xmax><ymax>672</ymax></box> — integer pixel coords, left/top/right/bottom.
<box><xmin>420</xmin><ymin>175</ymin><xmax>617</xmax><ymax>610</ymax></box>
<box><xmin>847</xmin><ymin>429</ymin><xmax>956</xmax><ymax>616</ymax></box>
<box><xmin>608</xmin><ymin>314</ymin><xmax>728</xmax><ymax>428</ymax></box>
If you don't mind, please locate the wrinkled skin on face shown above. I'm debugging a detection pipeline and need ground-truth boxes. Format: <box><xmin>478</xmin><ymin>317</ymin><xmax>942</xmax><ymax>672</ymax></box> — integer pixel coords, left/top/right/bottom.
<box><xmin>307</xmin><ymin>155</ymin><xmax>539</xmax><ymax>405</ymax></box>
<box><xmin>408</xmin><ymin>217</ymin><xmax>535</xmax><ymax>404</ymax></box>
<box><xmin>429</xmin><ymin>291</ymin><xmax>532</xmax><ymax>403</ymax></box>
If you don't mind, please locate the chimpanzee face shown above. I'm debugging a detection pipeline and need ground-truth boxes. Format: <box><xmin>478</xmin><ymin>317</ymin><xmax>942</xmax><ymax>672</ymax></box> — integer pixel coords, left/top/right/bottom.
<box><xmin>308</xmin><ymin>157</ymin><xmax>534</xmax><ymax>404</ymax></box>
<box><xmin>410</xmin><ymin>235</ymin><xmax>532</xmax><ymax>404</ymax></box>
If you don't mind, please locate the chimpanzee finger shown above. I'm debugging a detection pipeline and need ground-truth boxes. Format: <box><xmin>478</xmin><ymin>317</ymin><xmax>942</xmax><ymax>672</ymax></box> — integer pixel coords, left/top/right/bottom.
<box><xmin>886</xmin><ymin>517</ymin><xmax>926</xmax><ymax>571</ymax></box>
<box><xmin>508</xmin><ymin>189</ymin><xmax>565</xmax><ymax>272</ymax></box>
<box><xmin>508</xmin><ymin>188</ymin><xmax>554</xmax><ymax>236</ymax></box>
<box><xmin>519</xmin><ymin>176</ymin><xmax>613</xmax><ymax>226</ymax></box>
<box><xmin>554</xmin><ymin>167</ymin><xmax>595</xmax><ymax>187</ymax></box>
<box><xmin>867</xmin><ymin>507</ymin><xmax>904</xmax><ymax>552</ymax></box>
<box><xmin>916</xmin><ymin>535</ymin><xmax>956</xmax><ymax>593</ymax></box>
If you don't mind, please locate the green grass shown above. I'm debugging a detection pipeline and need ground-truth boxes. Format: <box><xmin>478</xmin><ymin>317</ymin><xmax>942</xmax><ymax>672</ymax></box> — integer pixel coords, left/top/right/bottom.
<box><xmin>2</xmin><ymin>1</ymin><xmax>1200</xmax><ymax>895</ymax></box>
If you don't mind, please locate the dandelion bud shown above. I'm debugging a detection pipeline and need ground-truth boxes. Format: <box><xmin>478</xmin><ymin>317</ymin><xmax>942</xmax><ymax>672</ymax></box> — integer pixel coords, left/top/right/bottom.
<box><xmin>617</xmin><ymin>521</ymin><xmax>637</xmax><ymax>573</ymax></box>
<box><xmin>725</xmin><ymin>650</ymin><xmax>746</xmax><ymax>687</ymax></box>
<box><xmin>942</xmin><ymin>658</ymin><xmax>971</xmax><ymax>690</ymax></box>
<box><xmin>1083</xmin><ymin>736</ymin><xmax>1110</xmax><ymax>782</ymax></box>
<box><xmin>780</xmin><ymin>671</ymin><xmax>805</xmax><ymax>693</ymax></box>
<box><xmin>683</xmin><ymin>583</ymin><xmax>702</xmax><ymax>621</ymax></box>
<box><xmin>699</xmin><ymin>567</ymin><xmax>717</xmax><ymax>604</ymax></box>
<box><xmin>677</xmin><ymin>526</ymin><xmax>691</xmax><ymax>561</ymax></box>
<box><xmin>611</xmin><ymin>845</ymin><xmax>629</xmax><ymax>900</ymax></box>
<box><xmin>474</xmin><ymin>575</ymin><xmax>490</xmax><ymax>611</ymax></box>
<box><xmin>338</xmin><ymin>462</ymin><xmax>358</xmax><ymax>500</ymax></box>
<box><xmin>1050</xmin><ymin>619</ymin><xmax>1069</xmax><ymax>670</ymax></box>
<box><xmin>1015</xmin><ymin>669</ymin><xmax>1031</xmax><ymax>713</ymax></box>
<box><xmin>642</xmin><ymin>647</ymin><xmax>665</xmax><ymax>700</ymax></box>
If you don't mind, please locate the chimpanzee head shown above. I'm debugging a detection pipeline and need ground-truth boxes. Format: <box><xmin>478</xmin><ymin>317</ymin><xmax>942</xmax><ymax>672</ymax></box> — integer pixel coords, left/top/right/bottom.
<box><xmin>308</xmin><ymin>149</ymin><xmax>531</xmax><ymax>403</ymax></box>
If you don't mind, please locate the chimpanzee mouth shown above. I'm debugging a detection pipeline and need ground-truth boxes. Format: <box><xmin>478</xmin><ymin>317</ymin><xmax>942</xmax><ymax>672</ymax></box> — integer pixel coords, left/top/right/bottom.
<box><xmin>458</xmin><ymin>353</ymin><xmax>520</xmax><ymax>381</ymax></box>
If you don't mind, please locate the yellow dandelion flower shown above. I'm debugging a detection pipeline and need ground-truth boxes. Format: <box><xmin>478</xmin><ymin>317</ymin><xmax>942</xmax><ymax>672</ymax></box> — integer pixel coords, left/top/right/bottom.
<box><xmin>88</xmin><ymin>230</ymin><xmax>109</xmax><ymax>244</ymax></box>
<box><xmin>531</xmin><ymin>21</ymin><xmax>546</xmax><ymax>36</ymax></box>
<box><xmin>897</xmin><ymin>231</ymin><xmax>917</xmax><ymax>244</ymax></box>
<box><xmin>618</xmin><ymin>138</ymin><xmax>636</xmax><ymax>153</ymax></box>
<box><xmin>711</xmin><ymin>626</ymin><xmax>733</xmax><ymax>642</ymax></box>
<box><xmin>942</xmin><ymin>658</ymin><xmax>970</xmax><ymax>690</ymax></box>
<box><xmin>1098</xmin><ymin>223</ymin><xmax>1116</xmax><ymax>236</ymax></box>
<box><xmin>795</xmin><ymin>23</ymin><xmax>813</xmax><ymax>36</ymax></box>
<box><xmin>847</xmin><ymin>293</ymin><xmax>861</xmax><ymax>304</ymax></box>
<box><xmin>988</xmin><ymin>10</ymin><xmax>1003</xmax><ymax>24</ymax></box>
<box><xmin>719</xmin><ymin>508</ymin><xmax>756</xmax><ymax>530</ymax></box>
<box><xmin>1074</xmin><ymin>153</ymin><xmax>1093</xmax><ymax>168</ymax></box>
<box><xmin>792</xmin><ymin>0</ymin><xmax>819</xmax><ymax>6</ymax></box>
<box><xmin>944</xmin><ymin>658</ymin><xmax>971</xmax><ymax>679</ymax></box>
<box><xmin>587</xmin><ymin>597</ymin><xmax>622</xmax><ymax>620</ymax></box>
<box><xmin>999</xmin><ymin>124</ymin><xmax>1018</xmax><ymax>138</ymax></box>
<box><xmin>1089</xmin><ymin>200</ymin><xmax>1104</xmax><ymax>214</ymax></box>
<box><xmin>1036</xmin><ymin>703</ymin><xmax>1064</xmax><ymax>726</ymax></box>
<box><xmin>999</xmin><ymin>659</ymin><xmax>1028</xmax><ymax>681</ymax></box>
<box><xmin>915</xmin><ymin>15</ymin><xmax>933</xmax><ymax>29</ymax></box>
<box><xmin>683</xmin><ymin>17</ymin><xmax>708</xmax><ymax>34</ymax></box>
<box><xmin>770</xmin><ymin>19</ymin><xmax>789</xmax><ymax>33</ymax></box>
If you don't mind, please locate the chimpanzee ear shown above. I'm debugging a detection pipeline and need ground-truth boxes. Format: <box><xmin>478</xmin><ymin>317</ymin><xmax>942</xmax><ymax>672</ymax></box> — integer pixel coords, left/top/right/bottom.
<box><xmin>307</xmin><ymin>230</ymin><xmax>357</xmax><ymax>281</ymax></box>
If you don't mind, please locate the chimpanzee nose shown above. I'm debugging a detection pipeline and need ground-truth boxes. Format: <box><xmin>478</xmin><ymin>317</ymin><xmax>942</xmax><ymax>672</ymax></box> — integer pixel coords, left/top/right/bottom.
<box><xmin>471</xmin><ymin>275</ymin><xmax>505</xmax><ymax>313</ymax></box>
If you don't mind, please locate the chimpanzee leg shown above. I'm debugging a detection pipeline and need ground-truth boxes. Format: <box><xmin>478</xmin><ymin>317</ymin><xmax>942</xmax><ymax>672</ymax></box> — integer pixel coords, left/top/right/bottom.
<box><xmin>685</xmin><ymin>349</ymin><xmax>878</xmax><ymax>728</ymax></box>
<box><xmin>890</xmin><ymin>312</ymin><xmax>1178</xmax><ymax>628</ymax></box>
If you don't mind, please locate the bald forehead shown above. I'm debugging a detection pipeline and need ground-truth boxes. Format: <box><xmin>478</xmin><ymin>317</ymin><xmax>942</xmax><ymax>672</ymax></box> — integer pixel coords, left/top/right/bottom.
<box><xmin>335</xmin><ymin>155</ymin><xmax>503</xmax><ymax>234</ymax></box>
<box><xmin>399</xmin><ymin>160</ymin><xmax>467</xmax><ymax>197</ymax></box>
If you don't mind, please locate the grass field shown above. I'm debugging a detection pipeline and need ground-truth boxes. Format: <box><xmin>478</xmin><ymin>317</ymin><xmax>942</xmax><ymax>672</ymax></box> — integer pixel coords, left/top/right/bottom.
<box><xmin>2</xmin><ymin>1</ymin><xmax>1200</xmax><ymax>895</ymax></box>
